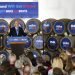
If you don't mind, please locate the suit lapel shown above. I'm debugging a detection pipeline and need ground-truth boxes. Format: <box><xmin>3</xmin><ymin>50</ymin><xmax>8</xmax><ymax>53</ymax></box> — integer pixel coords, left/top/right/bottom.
<box><xmin>14</xmin><ymin>27</ymin><xmax>18</xmax><ymax>36</ymax></box>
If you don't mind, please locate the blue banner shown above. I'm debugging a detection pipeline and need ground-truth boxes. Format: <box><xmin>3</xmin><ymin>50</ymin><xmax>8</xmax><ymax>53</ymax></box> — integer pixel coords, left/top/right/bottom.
<box><xmin>0</xmin><ymin>2</ymin><xmax>38</xmax><ymax>18</ymax></box>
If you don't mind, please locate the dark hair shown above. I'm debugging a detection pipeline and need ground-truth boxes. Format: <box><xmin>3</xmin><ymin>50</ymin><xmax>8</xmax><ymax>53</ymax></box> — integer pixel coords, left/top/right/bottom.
<box><xmin>1</xmin><ymin>60</ymin><xmax>10</xmax><ymax>72</ymax></box>
<box><xmin>38</xmin><ymin>66</ymin><xmax>48</xmax><ymax>75</ymax></box>
<box><xmin>53</xmin><ymin>67</ymin><xmax>64</xmax><ymax>75</ymax></box>
<box><xmin>65</xmin><ymin>56</ymin><xmax>74</xmax><ymax>72</ymax></box>
<box><xmin>6</xmin><ymin>68</ymin><xmax>20</xmax><ymax>75</ymax></box>
<box><xmin>71</xmin><ymin>56</ymin><xmax>75</xmax><ymax>63</ymax></box>
<box><xmin>31</xmin><ymin>58</ymin><xmax>37</xmax><ymax>67</ymax></box>
<box><xmin>0</xmin><ymin>60</ymin><xmax>20</xmax><ymax>75</ymax></box>
<box><xmin>68</xmin><ymin>48</ymin><xmax>75</xmax><ymax>55</ymax></box>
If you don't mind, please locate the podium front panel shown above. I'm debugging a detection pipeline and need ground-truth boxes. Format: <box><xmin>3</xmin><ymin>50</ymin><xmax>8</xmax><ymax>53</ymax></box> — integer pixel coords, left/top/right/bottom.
<box><xmin>6</xmin><ymin>36</ymin><xmax>32</xmax><ymax>49</ymax></box>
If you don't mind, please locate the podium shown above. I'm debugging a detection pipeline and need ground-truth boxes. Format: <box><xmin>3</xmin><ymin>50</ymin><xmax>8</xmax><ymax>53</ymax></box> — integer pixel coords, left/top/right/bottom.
<box><xmin>6</xmin><ymin>37</ymin><xmax>27</xmax><ymax>59</ymax></box>
<box><xmin>6</xmin><ymin>36</ymin><xmax>32</xmax><ymax>49</ymax></box>
<box><xmin>6</xmin><ymin>36</ymin><xmax>32</xmax><ymax>58</ymax></box>
<box><xmin>10</xmin><ymin>42</ymin><xmax>25</xmax><ymax>59</ymax></box>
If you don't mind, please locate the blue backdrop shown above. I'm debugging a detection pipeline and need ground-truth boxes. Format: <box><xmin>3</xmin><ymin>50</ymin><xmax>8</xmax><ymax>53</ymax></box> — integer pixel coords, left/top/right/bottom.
<box><xmin>0</xmin><ymin>2</ymin><xmax>38</xmax><ymax>18</ymax></box>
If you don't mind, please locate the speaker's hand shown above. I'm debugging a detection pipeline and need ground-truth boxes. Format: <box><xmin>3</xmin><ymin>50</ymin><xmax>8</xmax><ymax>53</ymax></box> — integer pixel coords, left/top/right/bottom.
<box><xmin>24</xmin><ymin>29</ymin><xmax>27</xmax><ymax>33</ymax></box>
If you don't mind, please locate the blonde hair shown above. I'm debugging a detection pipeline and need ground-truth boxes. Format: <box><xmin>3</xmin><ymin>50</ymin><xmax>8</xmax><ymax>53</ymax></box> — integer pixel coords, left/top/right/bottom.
<box><xmin>52</xmin><ymin>57</ymin><xmax>63</xmax><ymax>69</ymax></box>
<box><xmin>59</xmin><ymin>51</ymin><xmax>68</xmax><ymax>61</ymax></box>
<box><xmin>32</xmin><ymin>71</ymin><xmax>41</xmax><ymax>75</ymax></box>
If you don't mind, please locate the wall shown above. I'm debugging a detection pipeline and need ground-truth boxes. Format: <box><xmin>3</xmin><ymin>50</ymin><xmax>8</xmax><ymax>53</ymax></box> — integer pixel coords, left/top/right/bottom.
<box><xmin>1</xmin><ymin>0</ymin><xmax>75</xmax><ymax>23</ymax></box>
<box><xmin>39</xmin><ymin>0</ymin><xmax>75</xmax><ymax>21</ymax></box>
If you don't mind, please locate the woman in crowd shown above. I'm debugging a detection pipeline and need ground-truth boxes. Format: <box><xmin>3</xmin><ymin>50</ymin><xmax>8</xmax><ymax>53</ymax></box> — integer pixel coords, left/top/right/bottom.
<box><xmin>65</xmin><ymin>56</ymin><xmax>75</xmax><ymax>75</ymax></box>
<box><xmin>59</xmin><ymin>51</ymin><xmax>68</xmax><ymax>70</ymax></box>
<box><xmin>48</xmin><ymin>57</ymin><xmax>67</xmax><ymax>75</ymax></box>
<box><xmin>38</xmin><ymin>66</ymin><xmax>48</xmax><ymax>75</ymax></box>
<box><xmin>53</xmin><ymin>67</ymin><xmax>64</xmax><ymax>75</ymax></box>
<box><xmin>8</xmin><ymin>53</ymin><xmax>17</xmax><ymax>66</ymax></box>
<box><xmin>23</xmin><ymin>63</ymin><xmax>31</xmax><ymax>75</ymax></box>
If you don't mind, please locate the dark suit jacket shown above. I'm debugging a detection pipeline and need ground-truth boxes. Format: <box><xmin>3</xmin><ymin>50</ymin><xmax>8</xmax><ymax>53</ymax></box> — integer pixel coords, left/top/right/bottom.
<box><xmin>8</xmin><ymin>27</ymin><xmax>27</xmax><ymax>37</ymax></box>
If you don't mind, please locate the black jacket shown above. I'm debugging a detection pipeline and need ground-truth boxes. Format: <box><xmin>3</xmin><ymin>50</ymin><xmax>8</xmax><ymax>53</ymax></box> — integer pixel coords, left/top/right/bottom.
<box><xmin>8</xmin><ymin>27</ymin><xmax>27</xmax><ymax>37</ymax></box>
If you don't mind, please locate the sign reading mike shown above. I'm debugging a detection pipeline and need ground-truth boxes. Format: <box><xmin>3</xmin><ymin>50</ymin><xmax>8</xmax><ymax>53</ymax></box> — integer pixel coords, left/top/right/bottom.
<box><xmin>54</xmin><ymin>21</ymin><xmax>65</xmax><ymax>35</ymax></box>
<box><xmin>33</xmin><ymin>36</ymin><xmax>44</xmax><ymax>49</ymax></box>
<box><xmin>26</xmin><ymin>19</ymin><xmax>40</xmax><ymax>34</ymax></box>
<box><xmin>0</xmin><ymin>19</ymin><xmax>8</xmax><ymax>34</ymax></box>
<box><xmin>47</xmin><ymin>37</ymin><xmax>58</xmax><ymax>50</ymax></box>
<box><xmin>68</xmin><ymin>20</ymin><xmax>75</xmax><ymax>35</ymax></box>
<box><xmin>0</xmin><ymin>2</ymin><xmax>38</xmax><ymax>18</ymax></box>
<box><xmin>60</xmin><ymin>37</ymin><xmax>71</xmax><ymax>50</ymax></box>
<box><xmin>42</xmin><ymin>21</ymin><xmax>52</xmax><ymax>34</ymax></box>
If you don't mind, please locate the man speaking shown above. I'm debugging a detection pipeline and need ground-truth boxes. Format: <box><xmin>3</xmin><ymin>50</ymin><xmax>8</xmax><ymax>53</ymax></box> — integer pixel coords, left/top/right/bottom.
<box><xmin>8</xmin><ymin>20</ymin><xmax>27</xmax><ymax>59</ymax></box>
<box><xmin>8</xmin><ymin>20</ymin><xmax>27</xmax><ymax>37</ymax></box>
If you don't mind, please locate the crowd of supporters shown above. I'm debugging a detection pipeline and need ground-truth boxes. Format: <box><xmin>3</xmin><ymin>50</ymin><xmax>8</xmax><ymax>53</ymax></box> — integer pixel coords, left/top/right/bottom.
<box><xmin>0</xmin><ymin>48</ymin><xmax>75</xmax><ymax>75</ymax></box>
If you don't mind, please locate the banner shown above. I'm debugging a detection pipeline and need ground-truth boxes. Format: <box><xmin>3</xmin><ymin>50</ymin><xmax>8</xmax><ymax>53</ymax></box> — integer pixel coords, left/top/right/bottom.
<box><xmin>0</xmin><ymin>2</ymin><xmax>38</xmax><ymax>18</ymax></box>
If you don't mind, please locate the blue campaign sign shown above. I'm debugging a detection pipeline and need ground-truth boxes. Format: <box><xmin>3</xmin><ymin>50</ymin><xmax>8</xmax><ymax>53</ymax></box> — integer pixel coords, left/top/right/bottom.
<box><xmin>0</xmin><ymin>19</ymin><xmax>9</xmax><ymax>34</ymax></box>
<box><xmin>33</xmin><ymin>36</ymin><xmax>44</xmax><ymax>49</ymax></box>
<box><xmin>60</xmin><ymin>38</ymin><xmax>71</xmax><ymax>50</ymax></box>
<box><xmin>68</xmin><ymin>21</ymin><xmax>75</xmax><ymax>35</ymax></box>
<box><xmin>26</xmin><ymin>20</ymin><xmax>39</xmax><ymax>34</ymax></box>
<box><xmin>0</xmin><ymin>2</ymin><xmax>38</xmax><ymax>18</ymax></box>
<box><xmin>47</xmin><ymin>37</ymin><xmax>58</xmax><ymax>50</ymax></box>
<box><xmin>42</xmin><ymin>21</ymin><xmax>52</xmax><ymax>34</ymax></box>
<box><xmin>54</xmin><ymin>21</ymin><xmax>65</xmax><ymax>35</ymax></box>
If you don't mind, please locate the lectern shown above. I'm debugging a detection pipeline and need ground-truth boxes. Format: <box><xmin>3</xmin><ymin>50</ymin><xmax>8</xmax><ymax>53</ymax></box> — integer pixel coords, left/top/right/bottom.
<box><xmin>6</xmin><ymin>36</ymin><xmax>32</xmax><ymax>59</ymax></box>
<box><xmin>10</xmin><ymin>42</ymin><xmax>25</xmax><ymax>59</ymax></box>
<box><xmin>6</xmin><ymin>37</ymin><xmax>26</xmax><ymax>59</ymax></box>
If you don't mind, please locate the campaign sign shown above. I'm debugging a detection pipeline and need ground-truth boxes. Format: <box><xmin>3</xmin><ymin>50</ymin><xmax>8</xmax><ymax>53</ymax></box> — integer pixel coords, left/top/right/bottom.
<box><xmin>26</xmin><ymin>21</ymin><xmax>39</xmax><ymax>34</ymax></box>
<box><xmin>33</xmin><ymin>36</ymin><xmax>44</xmax><ymax>49</ymax></box>
<box><xmin>47</xmin><ymin>37</ymin><xmax>58</xmax><ymax>50</ymax></box>
<box><xmin>0</xmin><ymin>19</ymin><xmax>8</xmax><ymax>34</ymax></box>
<box><xmin>0</xmin><ymin>51</ymin><xmax>9</xmax><ymax>62</ymax></box>
<box><xmin>32</xmin><ymin>51</ymin><xmax>39</xmax><ymax>58</ymax></box>
<box><xmin>68</xmin><ymin>21</ymin><xmax>75</xmax><ymax>35</ymax></box>
<box><xmin>42</xmin><ymin>21</ymin><xmax>52</xmax><ymax>34</ymax></box>
<box><xmin>54</xmin><ymin>21</ymin><xmax>65</xmax><ymax>34</ymax></box>
<box><xmin>0</xmin><ymin>2</ymin><xmax>38</xmax><ymax>18</ymax></box>
<box><xmin>6</xmin><ymin>36</ymin><xmax>32</xmax><ymax>49</ymax></box>
<box><xmin>60</xmin><ymin>38</ymin><xmax>71</xmax><ymax>50</ymax></box>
